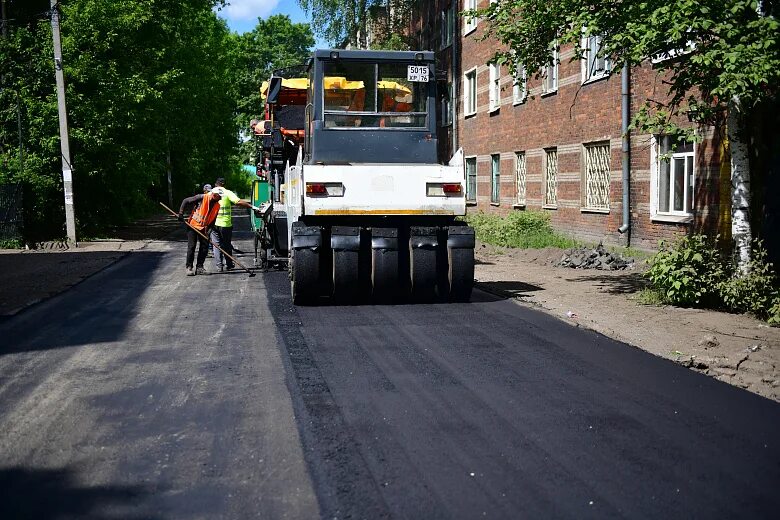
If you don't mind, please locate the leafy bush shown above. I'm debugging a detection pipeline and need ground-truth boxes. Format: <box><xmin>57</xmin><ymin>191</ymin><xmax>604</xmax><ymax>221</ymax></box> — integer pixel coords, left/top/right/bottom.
<box><xmin>646</xmin><ymin>235</ymin><xmax>780</xmax><ymax>323</ymax></box>
<box><xmin>465</xmin><ymin>211</ymin><xmax>579</xmax><ymax>249</ymax></box>
<box><xmin>717</xmin><ymin>241</ymin><xmax>780</xmax><ymax>322</ymax></box>
<box><xmin>646</xmin><ymin>235</ymin><xmax>726</xmax><ymax>306</ymax></box>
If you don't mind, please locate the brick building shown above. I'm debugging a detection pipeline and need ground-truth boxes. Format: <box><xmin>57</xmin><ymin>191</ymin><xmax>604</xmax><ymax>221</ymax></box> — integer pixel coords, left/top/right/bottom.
<box><xmin>410</xmin><ymin>1</ymin><xmax>731</xmax><ymax>250</ymax></box>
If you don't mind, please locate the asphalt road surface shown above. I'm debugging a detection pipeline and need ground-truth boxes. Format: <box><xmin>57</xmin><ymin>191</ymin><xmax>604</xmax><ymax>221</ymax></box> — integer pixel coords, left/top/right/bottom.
<box><xmin>1</xmin><ymin>214</ymin><xmax>779</xmax><ymax>519</ymax></box>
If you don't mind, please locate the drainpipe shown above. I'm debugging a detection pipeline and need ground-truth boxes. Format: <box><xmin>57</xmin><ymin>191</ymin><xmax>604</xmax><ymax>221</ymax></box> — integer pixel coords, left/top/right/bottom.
<box><xmin>618</xmin><ymin>61</ymin><xmax>631</xmax><ymax>244</ymax></box>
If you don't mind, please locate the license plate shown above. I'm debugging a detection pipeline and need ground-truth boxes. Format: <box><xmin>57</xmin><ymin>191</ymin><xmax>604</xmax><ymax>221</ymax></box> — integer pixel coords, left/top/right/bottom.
<box><xmin>407</xmin><ymin>65</ymin><xmax>429</xmax><ymax>82</ymax></box>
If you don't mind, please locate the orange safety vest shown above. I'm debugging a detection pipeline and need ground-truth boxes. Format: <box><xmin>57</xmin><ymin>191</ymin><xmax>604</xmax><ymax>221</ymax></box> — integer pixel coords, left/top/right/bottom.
<box><xmin>189</xmin><ymin>194</ymin><xmax>220</xmax><ymax>231</ymax></box>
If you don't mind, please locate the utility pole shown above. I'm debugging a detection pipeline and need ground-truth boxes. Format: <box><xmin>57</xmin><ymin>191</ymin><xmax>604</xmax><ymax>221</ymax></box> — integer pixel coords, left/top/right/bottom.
<box><xmin>50</xmin><ymin>0</ymin><xmax>76</xmax><ymax>245</ymax></box>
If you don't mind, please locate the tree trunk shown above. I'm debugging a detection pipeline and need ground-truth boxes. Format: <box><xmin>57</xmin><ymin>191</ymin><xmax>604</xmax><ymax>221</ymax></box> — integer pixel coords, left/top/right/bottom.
<box><xmin>728</xmin><ymin>95</ymin><xmax>752</xmax><ymax>272</ymax></box>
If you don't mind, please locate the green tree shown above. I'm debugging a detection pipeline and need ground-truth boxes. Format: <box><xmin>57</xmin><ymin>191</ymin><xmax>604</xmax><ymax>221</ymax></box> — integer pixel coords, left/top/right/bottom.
<box><xmin>472</xmin><ymin>0</ymin><xmax>780</xmax><ymax>268</ymax></box>
<box><xmin>231</xmin><ymin>14</ymin><xmax>314</xmax><ymax>132</ymax></box>
<box><xmin>0</xmin><ymin>0</ymin><xmax>239</xmax><ymax>240</ymax></box>
<box><xmin>297</xmin><ymin>0</ymin><xmax>412</xmax><ymax>49</ymax></box>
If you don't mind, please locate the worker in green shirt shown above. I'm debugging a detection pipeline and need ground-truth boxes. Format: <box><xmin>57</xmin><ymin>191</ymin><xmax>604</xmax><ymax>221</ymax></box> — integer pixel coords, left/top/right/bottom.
<box><xmin>211</xmin><ymin>177</ymin><xmax>259</xmax><ymax>272</ymax></box>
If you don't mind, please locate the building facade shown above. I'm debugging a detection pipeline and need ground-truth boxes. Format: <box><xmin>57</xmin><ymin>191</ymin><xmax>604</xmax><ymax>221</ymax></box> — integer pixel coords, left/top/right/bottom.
<box><xmin>410</xmin><ymin>1</ymin><xmax>730</xmax><ymax>250</ymax></box>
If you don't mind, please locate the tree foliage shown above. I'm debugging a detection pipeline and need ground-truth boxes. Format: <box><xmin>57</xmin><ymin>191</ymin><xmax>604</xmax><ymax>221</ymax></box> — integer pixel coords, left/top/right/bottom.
<box><xmin>0</xmin><ymin>0</ymin><xmax>313</xmax><ymax>241</ymax></box>
<box><xmin>297</xmin><ymin>0</ymin><xmax>412</xmax><ymax>49</ymax></box>
<box><xmin>230</xmin><ymin>14</ymin><xmax>314</xmax><ymax>161</ymax></box>
<box><xmin>472</xmin><ymin>0</ymin><xmax>780</xmax><ymax>135</ymax></box>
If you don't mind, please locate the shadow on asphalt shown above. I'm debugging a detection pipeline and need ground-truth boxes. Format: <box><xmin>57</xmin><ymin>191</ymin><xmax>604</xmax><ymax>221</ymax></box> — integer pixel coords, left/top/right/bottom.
<box><xmin>0</xmin><ymin>467</ymin><xmax>157</xmax><ymax>520</ymax></box>
<box><xmin>476</xmin><ymin>280</ymin><xmax>544</xmax><ymax>299</ymax></box>
<box><xmin>1</xmin><ymin>251</ymin><xmax>166</xmax><ymax>354</ymax></box>
<box><xmin>565</xmin><ymin>271</ymin><xmax>648</xmax><ymax>295</ymax></box>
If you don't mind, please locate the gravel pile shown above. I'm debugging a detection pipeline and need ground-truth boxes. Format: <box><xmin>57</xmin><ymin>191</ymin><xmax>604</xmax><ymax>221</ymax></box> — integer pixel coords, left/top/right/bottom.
<box><xmin>556</xmin><ymin>243</ymin><xmax>634</xmax><ymax>270</ymax></box>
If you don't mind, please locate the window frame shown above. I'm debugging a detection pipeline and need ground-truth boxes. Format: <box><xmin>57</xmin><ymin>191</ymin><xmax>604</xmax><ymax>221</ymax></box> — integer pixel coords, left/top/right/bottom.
<box><xmin>652</xmin><ymin>135</ymin><xmax>696</xmax><ymax>219</ymax></box>
<box><xmin>490</xmin><ymin>153</ymin><xmax>501</xmax><ymax>204</ymax></box>
<box><xmin>543</xmin><ymin>147</ymin><xmax>558</xmax><ymax>208</ymax></box>
<box><xmin>440</xmin><ymin>4</ymin><xmax>454</xmax><ymax>50</ymax></box>
<box><xmin>582</xmin><ymin>141</ymin><xmax>611</xmax><ymax>212</ymax></box>
<box><xmin>514</xmin><ymin>151</ymin><xmax>527</xmax><ymax>206</ymax></box>
<box><xmin>463</xmin><ymin>0</ymin><xmax>478</xmax><ymax>35</ymax></box>
<box><xmin>581</xmin><ymin>35</ymin><xmax>611</xmax><ymax>83</ymax></box>
<box><xmin>512</xmin><ymin>63</ymin><xmax>527</xmax><ymax>105</ymax></box>
<box><xmin>440</xmin><ymin>81</ymin><xmax>453</xmax><ymax>127</ymax></box>
<box><xmin>489</xmin><ymin>62</ymin><xmax>501</xmax><ymax>112</ymax></box>
<box><xmin>542</xmin><ymin>47</ymin><xmax>559</xmax><ymax>95</ymax></box>
<box><xmin>465</xmin><ymin>155</ymin><xmax>478</xmax><ymax>202</ymax></box>
<box><xmin>463</xmin><ymin>67</ymin><xmax>477</xmax><ymax>117</ymax></box>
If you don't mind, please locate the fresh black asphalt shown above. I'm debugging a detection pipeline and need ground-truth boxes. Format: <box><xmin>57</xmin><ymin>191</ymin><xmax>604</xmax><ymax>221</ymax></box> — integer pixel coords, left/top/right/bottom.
<box><xmin>1</xmin><ymin>214</ymin><xmax>779</xmax><ymax>519</ymax></box>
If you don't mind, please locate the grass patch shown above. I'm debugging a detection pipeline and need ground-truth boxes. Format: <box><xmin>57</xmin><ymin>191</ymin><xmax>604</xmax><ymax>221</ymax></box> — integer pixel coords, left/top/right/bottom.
<box><xmin>0</xmin><ymin>238</ymin><xmax>22</xmax><ymax>249</ymax></box>
<box><xmin>465</xmin><ymin>211</ymin><xmax>579</xmax><ymax>249</ymax></box>
<box><xmin>635</xmin><ymin>288</ymin><xmax>665</xmax><ymax>305</ymax></box>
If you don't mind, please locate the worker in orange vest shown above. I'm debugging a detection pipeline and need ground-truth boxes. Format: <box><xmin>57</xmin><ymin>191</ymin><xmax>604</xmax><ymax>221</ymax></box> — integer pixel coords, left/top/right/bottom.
<box><xmin>178</xmin><ymin>188</ymin><xmax>222</xmax><ymax>276</ymax></box>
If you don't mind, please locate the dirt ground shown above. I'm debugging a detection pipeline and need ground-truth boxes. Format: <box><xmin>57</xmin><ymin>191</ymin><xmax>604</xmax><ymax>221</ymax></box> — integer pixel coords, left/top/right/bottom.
<box><xmin>2</xmin><ymin>215</ymin><xmax>778</xmax><ymax>402</ymax></box>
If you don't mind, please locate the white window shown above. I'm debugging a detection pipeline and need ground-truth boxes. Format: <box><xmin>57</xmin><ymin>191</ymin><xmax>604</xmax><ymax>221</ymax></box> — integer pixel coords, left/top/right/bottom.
<box><xmin>440</xmin><ymin>5</ymin><xmax>454</xmax><ymax>49</ymax></box>
<box><xmin>655</xmin><ymin>136</ymin><xmax>695</xmax><ymax>215</ymax></box>
<box><xmin>513</xmin><ymin>63</ymin><xmax>527</xmax><ymax>104</ymax></box>
<box><xmin>491</xmin><ymin>154</ymin><xmax>500</xmax><ymax>203</ymax></box>
<box><xmin>489</xmin><ymin>63</ymin><xmax>501</xmax><ymax>112</ymax></box>
<box><xmin>466</xmin><ymin>156</ymin><xmax>477</xmax><ymax>201</ymax></box>
<box><xmin>515</xmin><ymin>152</ymin><xmax>526</xmax><ymax>205</ymax></box>
<box><xmin>582</xmin><ymin>35</ymin><xmax>610</xmax><ymax>82</ymax></box>
<box><xmin>544</xmin><ymin>148</ymin><xmax>558</xmax><ymax>207</ymax></box>
<box><xmin>542</xmin><ymin>47</ymin><xmax>558</xmax><ymax>94</ymax></box>
<box><xmin>440</xmin><ymin>82</ymin><xmax>453</xmax><ymax>126</ymax></box>
<box><xmin>463</xmin><ymin>0</ymin><xmax>477</xmax><ymax>34</ymax></box>
<box><xmin>464</xmin><ymin>67</ymin><xmax>477</xmax><ymax>116</ymax></box>
<box><xmin>583</xmin><ymin>142</ymin><xmax>611</xmax><ymax>210</ymax></box>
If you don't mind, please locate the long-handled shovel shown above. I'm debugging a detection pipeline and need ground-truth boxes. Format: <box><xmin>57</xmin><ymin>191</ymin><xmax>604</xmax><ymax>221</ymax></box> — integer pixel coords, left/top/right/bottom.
<box><xmin>160</xmin><ymin>202</ymin><xmax>256</xmax><ymax>278</ymax></box>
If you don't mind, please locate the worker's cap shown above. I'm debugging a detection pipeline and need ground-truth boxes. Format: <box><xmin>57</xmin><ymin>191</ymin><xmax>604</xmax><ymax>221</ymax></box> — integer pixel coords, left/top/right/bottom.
<box><xmin>203</xmin><ymin>183</ymin><xmax>212</xmax><ymax>191</ymax></box>
<box><xmin>210</xmin><ymin>187</ymin><xmax>223</xmax><ymax>196</ymax></box>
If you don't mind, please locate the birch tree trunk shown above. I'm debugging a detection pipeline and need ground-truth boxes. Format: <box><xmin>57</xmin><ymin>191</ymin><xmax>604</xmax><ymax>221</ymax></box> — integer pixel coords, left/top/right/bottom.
<box><xmin>728</xmin><ymin>95</ymin><xmax>752</xmax><ymax>272</ymax></box>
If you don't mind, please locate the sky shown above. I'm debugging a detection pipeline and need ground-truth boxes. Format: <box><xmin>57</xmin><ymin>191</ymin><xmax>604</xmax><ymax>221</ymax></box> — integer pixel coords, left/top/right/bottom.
<box><xmin>215</xmin><ymin>0</ymin><xmax>324</xmax><ymax>45</ymax></box>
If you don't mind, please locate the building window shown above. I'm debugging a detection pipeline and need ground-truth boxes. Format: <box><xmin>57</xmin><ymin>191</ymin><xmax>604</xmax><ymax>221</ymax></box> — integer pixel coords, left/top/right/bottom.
<box><xmin>542</xmin><ymin>47</ymin><xmax>558</xmax><ymax>94</ymax></box>
<box><xmin>515</xmin><ymin>152</ymin><xmax>526</xmax><ymax>205</ymax></box>
<box><xmin>440</xmin><ymin>5</ymin><xmax>454</xmax><ymax>49</ymax></box>
<box><xmin>491</xmin><ymin>154</ymin><xmax>500</xmax><ymax>204</ymax></box>
<box><xmin>544</xmin><ymin>148</ymin><xmax>558</xmax><ymax>207</ymax></box>
<box><xmin>464</xmin><ymin>67</ymin><xmax>477</xmax><ymax>116</ymax></box>
<box><xmin>463</xmin><ymin>0</ymin><xmax>477</xmax><ymax>34</ymax></box>
<box><xmin>582</xmin><ymin>35</ymin><xmax>610</xmax><ymax>82</ymax></box>
<box><xmin>466</xmin><ymin>156</ymin><xmax>477</xmax><ymax>201</ymax></box>
<box><xmin>489</xmin><ymin>63</ymin><xmax>501</xmax><ymax>112</ymax></box>
<box><xmin>441</xmin><ymin>82</ymin><xmax>453</xmax><ymax>126</ymax></box>
<box><xmin>583</xmin><ymin>142</ymin><xmax>611</xmax><ymax>210</ymax></box>
<box><xmin>513</xmin><ymin>63</ymin><xmax>527</xmax><ymax>105</ymax></box>
<box><xmin>656</xmin><ymin>136</ymin><xmax>695</xmax><ymax>215</ymax></box>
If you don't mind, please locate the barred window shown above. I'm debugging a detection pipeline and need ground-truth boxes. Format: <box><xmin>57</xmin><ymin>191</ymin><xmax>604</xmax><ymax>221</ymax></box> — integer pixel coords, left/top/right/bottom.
<box><xmin>466</xmin><ymin>157</ymin><xmax>477</xmax><ymax>201</ymax></box>
<box><xmin>544</xmin><ymin>148</ymin><xmax>558</xmax><ymax>207</ymax></box>
<box><xmin>491</xmin><ymin>154</ymin><xmax>500</xmax><ymax>203</ymax></box>
<box><xmin>515</xmin><ymin>152</ymin><xmax>526</xmax><ymax>205</ymax></box>
<box><xmin>584</xmin><ymin>143</ymin><xmax>610</xmax><ymax>210</ymax></box>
